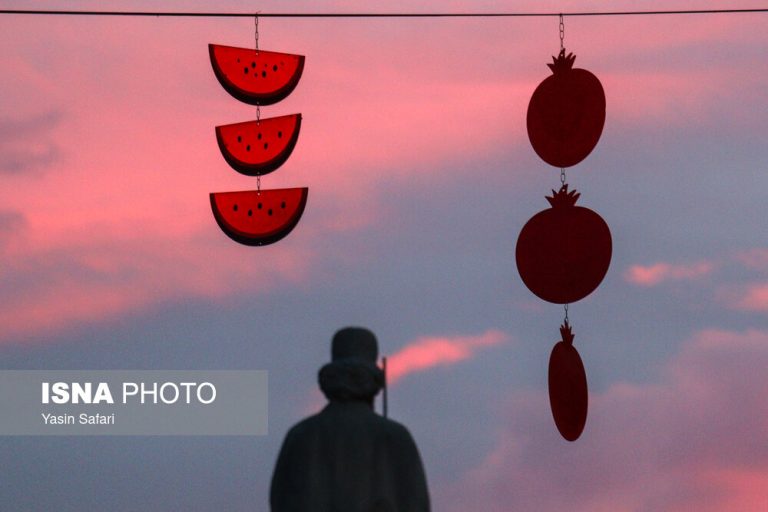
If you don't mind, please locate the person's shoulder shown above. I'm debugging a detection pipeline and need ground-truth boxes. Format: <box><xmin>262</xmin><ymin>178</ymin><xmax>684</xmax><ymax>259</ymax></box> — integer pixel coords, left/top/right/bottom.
<box><xmin>282</xmin><ymin>410</ymin><xmax>325</xmax><ymax>440</ymax></box>
<box><xmin>373</xmin><ymin>415</ymin><xmax>417</xmax><ymax>442</ymax></box>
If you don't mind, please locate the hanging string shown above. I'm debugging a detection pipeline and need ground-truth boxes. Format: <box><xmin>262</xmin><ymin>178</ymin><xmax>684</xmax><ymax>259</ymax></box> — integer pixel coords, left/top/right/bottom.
<box><xmin>4</xmin><ymin>8</ymin><xmax>768</xmax><ymax>17</ymax></box>
<box><xmin>559</xmin><ymin>13</ymin><xmax>569</xmax><ymax>329</ymax></box>
<box><xmin>558</xmin><ymin>14</ymin><xmax>567</xmax><ymax>188</ymax></box>
<box><xmin>254</xmin><ymin>13</ymin><xmax>262</xmax><ymax>194</ymax></box>
<box><xmin>254</xmin><ymin>13</ymin><xmax>259</xmax><ymax>52</ymax></box>
<box><xmin>254</xmin><ymin>14</ymin><xmax>261</xmax><ymax>125</ymax></box>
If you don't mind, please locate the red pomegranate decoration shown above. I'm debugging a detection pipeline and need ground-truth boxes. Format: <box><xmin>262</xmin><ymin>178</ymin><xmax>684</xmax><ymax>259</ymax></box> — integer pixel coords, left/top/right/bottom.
<box><xmin>527</xmin><ymin>49</ymin><xmax>605</xmax><ymax>168</ymax></box>
<box><xmin>548</xmin><ymin>321</ymin><xmax>588</xmax><ymax>441</ymax></box>
<box><xmin>516</xmin><ymin>184</ymin><xmax>611</xmax><ymax>304</ymax></box>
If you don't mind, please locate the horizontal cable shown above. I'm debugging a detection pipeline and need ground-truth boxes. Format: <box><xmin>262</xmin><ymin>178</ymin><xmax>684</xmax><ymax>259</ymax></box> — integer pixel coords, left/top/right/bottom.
<box><xmin>1</xmin><ymin>8</ymin><xmax>768</xmax><ymax>18</ymax></box>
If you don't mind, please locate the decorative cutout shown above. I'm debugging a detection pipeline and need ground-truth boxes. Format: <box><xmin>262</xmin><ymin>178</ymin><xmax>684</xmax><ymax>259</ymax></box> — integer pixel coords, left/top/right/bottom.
<box><xmin>548</xmin><ymin>321</ymin><xmax>588</xmax><ymax>442</ymax></box>
<box><xmin>526</xmin><ymin>49</ymin><xmax>605</xmax><ymax>168</ymax></box>
<box><xmin>209</xmin><ymin>19</ymin><xmax>308</xmax><ymax>246</ymax></box>
<box><xmin>208</xmin><ymin>44</ymin><xmax>305</xmax><ymax>106</ymax></box>
<box><xmin>216</xmin><ymin>114</ymin><xmax>302</xmax><ymax>176</ymax></box>
<box><xmin>516</xmin><ymin>185</ymin><xmax>612</xmax><ymax>304</ymax></box>
<box><xmin>210</xmin><ymin>188</ymin><xmax>308</xmax><ymax>246</ymax></box>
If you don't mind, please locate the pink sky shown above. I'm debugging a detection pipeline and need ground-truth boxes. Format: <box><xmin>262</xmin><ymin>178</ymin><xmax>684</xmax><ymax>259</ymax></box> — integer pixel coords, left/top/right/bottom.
<box><xmin>2</xmin><ymin>2</ymin><xmax>768</xmax><ymax>510</ymax></box>
<box><xmin>3</xmin><ymin>5</ymin><xmax>766</xmax><ymax>336</ymax></box>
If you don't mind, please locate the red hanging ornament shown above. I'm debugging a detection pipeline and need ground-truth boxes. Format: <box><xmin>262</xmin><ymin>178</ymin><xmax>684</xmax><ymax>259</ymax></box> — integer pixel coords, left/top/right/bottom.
<box><xmin>210</xmin><ymin>188</ymin><xmax>309</xmax><ymax>246</ymax></box>
<box><xmin>548</xmin><ymin>321</ymin><xmax>588</xmax><ymax>441</ymax></box>
<box><xmin>208</xmin><ymin>18</ymin><xmax>309</xmax><ymax>247</ymax></box>
<box><xmin>216</xmin><ymin>114</ymin><xmax>302</xmax><ymax>176</ymax></box>
<box><xmin>516</xmin><ymin>184</ymin><xmax>611</xmax><ymax>304</ymax></box>
<box><xmin>208</xmin><ymin>44</ymin><xmax>305</xmax><ymax>106</ymax></box>
<box><xmin>526</xmin><ymin>49</ymin><xmax>605</xmax><ymax>168</ymax></box>
<box><xmin>520</xmin><ymin>17</ymin><xmax>608</xmax><ymax>442</ymax></box>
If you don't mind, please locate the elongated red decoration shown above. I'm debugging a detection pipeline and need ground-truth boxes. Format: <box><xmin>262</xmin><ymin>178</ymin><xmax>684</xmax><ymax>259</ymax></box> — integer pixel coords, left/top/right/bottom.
<box><xmin>516</xmin><ymin>185</ymin><xmax>611</xmax><ymax>304</ymax></box>
<box><xmin>216</xmin><ymin>114</ymin><xmax>302</xmax><ymax>176</ymax></box>
<box><xmin>210</xmin><ymin>188</ymin><xmax>308</xmax><ymax>246</ymax></box>
<box><xmin>548</xmin><ymin>321</ymin><xmax>588</xmax><ymax>441</ymax></box>
<box><xmin>527</xmin><ymin>49</ymin><xmax>605</xmax><ymax>168</ymax></box>
<box><xmin>209</xmin><ymin>44</ymin><xmax>305</xmax><ymax>105</ymax></box>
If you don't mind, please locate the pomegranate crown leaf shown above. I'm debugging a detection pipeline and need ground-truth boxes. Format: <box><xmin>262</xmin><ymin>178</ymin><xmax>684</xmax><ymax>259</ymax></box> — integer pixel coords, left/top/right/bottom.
<box><xmin>547</xmin><ymin>48</ymin><xmax>576</xmax><ymax>74</ymax></box>
<box><xmin>546</xmin><ymin>184</ymin><xmax>580</xmax><ymax>208</ymax></box>
<box><xmin>559</xmin><ymin>320</ymin><xmax>575</xmax><ymax>345</ymax></box>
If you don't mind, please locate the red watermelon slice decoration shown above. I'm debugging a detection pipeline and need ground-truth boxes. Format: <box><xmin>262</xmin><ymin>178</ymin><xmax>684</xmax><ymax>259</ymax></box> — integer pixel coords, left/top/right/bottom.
<box><xmin>516</xmin><ymin>185</ymin><xmax>611</xmax><ymax>304</ymax></box>
<box><xmin>209</xmin><ymin>44</ymin><xmax>305</xmax><ymax>105</ymax></box>
<box><xmin>210</xmin><ymin>188</ymin><xmax>308</xmax><ymax>246</ymax></box>
<box><xmin>548</xmin><ymin>321</ymin><xmax>588</xmax><ymax>441</ymax></box>
<box><xmin>216</xmin><ymin>114</ymin><xmax>302</xmax><ymax>176</ymax></box>
<box><xmin>527</xmin><ymin>49</ymin><xmax>605</xmax><ymax>168</ymax></box>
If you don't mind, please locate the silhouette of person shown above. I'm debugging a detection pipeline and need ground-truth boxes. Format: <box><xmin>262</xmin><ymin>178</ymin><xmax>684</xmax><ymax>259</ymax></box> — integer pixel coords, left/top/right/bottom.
<box><xmin>270</xmin><ymin>327</ymin><xmax>430</xmax><ymax>512</ymax></box>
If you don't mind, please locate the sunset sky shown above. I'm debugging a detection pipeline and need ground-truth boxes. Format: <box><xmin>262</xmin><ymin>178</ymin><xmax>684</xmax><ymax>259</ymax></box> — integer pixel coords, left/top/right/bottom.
<box><xmin>1</xmin><ymin>1</ymin><xmax>768</xmax><ymax>510</ymax></box>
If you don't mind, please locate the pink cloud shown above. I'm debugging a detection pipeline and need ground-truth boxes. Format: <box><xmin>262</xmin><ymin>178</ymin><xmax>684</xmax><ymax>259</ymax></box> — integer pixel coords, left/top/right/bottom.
<box><xmin>625</xmin><ymin>261</ymin><xmax>714</xmax><ymax>287</ymax></box>
<box><xmin>387</xmin><ymin>329</ymin><xmax>509</xmax><ymax>384</ymax></box>
<box><xmin>735</xmin><ymin>248</ymin><xmax>768</xmax><ymax>271</ymax></box>
<box><xmin>441</xmin><ymin>328</ymin><xmax>768</xmax><ymax>511</ymax></box>
<box><xmin>0</xmin><ymin>228</ymin><xmax>314</xmax><ymax>340</ymax></box>
<box><xmin>716</xmin><ymin>249</ymin><xmax>768</xmax><ymax>311</ymax></box>
<box><xmin>724</xmin><ymin>282</ymin><xmax>768</xmax><ymax>312</ymax></box>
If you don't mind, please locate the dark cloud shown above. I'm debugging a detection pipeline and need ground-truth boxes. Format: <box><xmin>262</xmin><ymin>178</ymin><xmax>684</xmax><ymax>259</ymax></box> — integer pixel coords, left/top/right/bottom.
<box><xmin>0</xmin><ymin>210</ymin><xmax>26</xmax><ymax>249</ymax></box>
<box><xmin>0</xmin><ymin>111</ymin><xmax>62</xmax><ymax>174</ymax></box>
<box><xmin>0</xmin><ymin>210</ymin><xmax>25</xmax><ymax>234</ymax></box>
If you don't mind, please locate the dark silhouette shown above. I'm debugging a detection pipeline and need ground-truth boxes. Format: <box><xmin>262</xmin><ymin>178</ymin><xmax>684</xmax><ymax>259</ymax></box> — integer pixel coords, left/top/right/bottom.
<box><xmin>270</xmin><ymin>327</ymin><xmax>430</xmax><ymax>512</ymax></box>
<box><xmin>548</xmin><ymin>321</ymin><xmax>588</xmax><ymax>441</ymax></box>
<box><xmin>516</xmin><ymin>184</ymin><xmax>612</xmax><ymax>304</ymax></box>
<box><xmin>526</xmin><ymin>48</ymin><xmax>606</xmax><ymax>168</ymax></box>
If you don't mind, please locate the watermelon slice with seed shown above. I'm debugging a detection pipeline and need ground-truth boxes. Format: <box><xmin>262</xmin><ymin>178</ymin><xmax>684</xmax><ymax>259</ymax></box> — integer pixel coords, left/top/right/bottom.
<box><xmin>215</xmin><ymin>114</ymin><xmax>302</xmax><ymax>176</ymax></box>
<box><xmin>210</xmin><ymin>188</ymin><xmax>308</xmax><ymax>246</ymax></box>
<box><xmin>209</xmin><ymin>44</ymin><xmax>305</xmax><ymax>105</ymax></box>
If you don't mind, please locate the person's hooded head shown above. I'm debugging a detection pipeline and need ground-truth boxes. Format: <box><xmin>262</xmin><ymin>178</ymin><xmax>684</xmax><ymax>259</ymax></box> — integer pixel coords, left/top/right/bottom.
<box><xmin>318</xmin><ymin>327</ymin><xmax>385</xmax><ymax>403</ymax></box>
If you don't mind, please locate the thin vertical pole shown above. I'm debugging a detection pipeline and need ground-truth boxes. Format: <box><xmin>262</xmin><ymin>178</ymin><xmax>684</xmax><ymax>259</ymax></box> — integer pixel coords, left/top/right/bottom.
<box><xmin>382</xmin><ymin>356</ymin><xmax>388</xmax><ymax>418</ymax></box>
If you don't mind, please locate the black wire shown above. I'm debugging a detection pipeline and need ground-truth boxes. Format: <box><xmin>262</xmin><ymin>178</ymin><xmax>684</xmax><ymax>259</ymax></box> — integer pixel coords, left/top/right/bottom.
<box><xmin>1</xmin><ymin>8</ymin><xmax>768</xmax><ymax>18</ymax></box>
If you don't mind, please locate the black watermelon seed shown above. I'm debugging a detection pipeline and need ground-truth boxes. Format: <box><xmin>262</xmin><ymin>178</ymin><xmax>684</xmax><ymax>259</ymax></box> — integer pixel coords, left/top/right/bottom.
<box><xmin>257</xmin><ymin>133</ymin><xmax>262</xmax><ymax>140</ymax></box>
<box><xmin>248</xmin><ymin>209</ymin><xmax>252</xmax><ymax>216</ymax></box>
<box><xmin>261</xmin><ymin>71</ymin><xmax>267</xmax><ymax>78</ymax></box>
<box><xmin>251</xmin><ymin>62</ymin><xmax>256</xmax><ymax>68</ymax></box>
<box><xmin>268</xmin><ymin>209</ymin><xmax>273</xmax><ymax>215</ymax></box>
<box><xmin>233</xmin><ymin>204</ymin><xmax>238</xmax><ymax>211</ymax></box>
<box><xmin>244</xmin><ymin>67</ymin><xmax>248</xmax><ymax>74</ymax></box>
<box><xmin>263</xmin><ymin>143</ymin><xmax>268</xmax><ymax>150</ymax></box>
<box><xmin>258</xmin><ymin>203</ymin><xmax>262</xmax><ymax>209</ymax></box>
<box><xmin>272</xmin><ymin>65</ymin><xmax>278</xmax><ymax>71</ymax></box>
<box><xmin>277</xmin><ymin>131</ymin><xmax>282</xmax><ymax>138</ymax></box>
<box><xmin>246</xmin><ymin>145</ymin><xmax>251</xmax><ymax>151</ymax></box>
<box><xmin>281</xmin><ymin>201</ymin><xmax>286</xmax><ymax>208</ymax></box>
<box><xmin>237</xmin><ymin>135</ymin><xmax>242</xmax><ymax>142</ymax></box>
